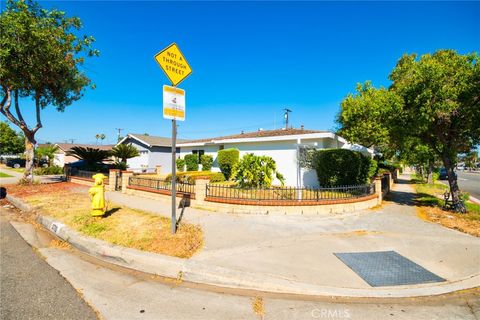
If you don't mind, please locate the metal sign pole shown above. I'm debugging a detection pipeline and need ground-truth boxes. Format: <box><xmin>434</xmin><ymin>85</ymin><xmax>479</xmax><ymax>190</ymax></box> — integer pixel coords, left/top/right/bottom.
<box><xmin>171</xmin><ymin>118</ymin><xmax>177</xmax><ymax>234</ymax></box>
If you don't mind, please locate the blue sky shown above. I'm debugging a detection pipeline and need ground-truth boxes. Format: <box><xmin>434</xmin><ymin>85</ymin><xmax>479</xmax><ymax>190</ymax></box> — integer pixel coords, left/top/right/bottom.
<box><xmin>2</xmin><ymin>1</ymin><xmax>479</xmax><ymax>144</ymax></box>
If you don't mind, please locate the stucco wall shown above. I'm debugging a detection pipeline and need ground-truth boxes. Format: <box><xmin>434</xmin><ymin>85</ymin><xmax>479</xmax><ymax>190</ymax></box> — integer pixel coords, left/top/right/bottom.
<box><xmin>180</xmin><ymin>137</ymin><xmax>338</xmax><ymax>187</ymax></box>
<box><xmin>123</xmin><ymin>138</ymin><xmax>179</xmax><ymax>173</ymax></box>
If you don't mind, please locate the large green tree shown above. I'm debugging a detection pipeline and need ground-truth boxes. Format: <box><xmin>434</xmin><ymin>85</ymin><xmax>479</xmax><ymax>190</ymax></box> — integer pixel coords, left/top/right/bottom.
<box><xmin>0</xmin><ymin>121</ymin><xmax>25</xmax><ymax>154</ymax></box>
<box><xmin>338</xmin><ymin>50</ymin><xmax>480</xmax><ymax>212</ymax></box>
<box><xmin>0</xmin><ymin>0</ymin><xmax>98</xmax><ymax>182</ymax></box>
<box><xmin>390</xmin><ymin>50</ymin><xmax>480</xmax><ymax>212</ymax></box>
<box><xmin>336</xmin><ymin>81</ymin><xmax>402</xmax><ymax>159</ymax></box>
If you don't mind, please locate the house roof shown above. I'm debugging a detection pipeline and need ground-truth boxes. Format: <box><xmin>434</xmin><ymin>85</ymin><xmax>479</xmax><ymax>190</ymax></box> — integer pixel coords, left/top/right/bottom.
<box><xmin>181</xmin><ymin>128</ymin><xmax>328</xmax><ymax>143</ymax></box>
<box><xmin>38</xmin><ymin>143</ymin><xmax>114</xmax><ymax>152</ymax></box>
<box><xmin>179</xmin><ymin>128</ymin><xmax>330</xmax><ymax>145</ymax></box>
<box><xmin>118</xmin><ymin>133</ymin><xmax>187</xmax><ymax>148</ymax></box>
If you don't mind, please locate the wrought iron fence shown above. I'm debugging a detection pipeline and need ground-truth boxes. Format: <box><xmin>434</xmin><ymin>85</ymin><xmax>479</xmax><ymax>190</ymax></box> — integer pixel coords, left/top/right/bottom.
<box><xmin>205</xmin><ymin>183</ymin><xmax>375</xmax><ymax>202</ymax></box>
<box><xmin>67</xmin><ymin>168</ymin><xmax>108</xmax><ymax>181</ymax></box>
<box><xmin>128</xmin><ymin>176</ymin><xmax>195</xmax><ymax>195</ymax></box>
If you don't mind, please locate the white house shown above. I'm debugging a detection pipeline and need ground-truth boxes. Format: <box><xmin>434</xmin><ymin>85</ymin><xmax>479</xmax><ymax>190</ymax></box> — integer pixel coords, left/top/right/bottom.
<box><xmin>177</xmin><ymin>128</ymin><xmax>373</xmax><ymax>188</ymax></box>
<box><xmin>116</xmin><ymin>129</ymin><xmax>372</xmax><ymax>187</ymax></box>
<box><xmin>117</xmin><ymin>133</ymin><xmax>184</xmax><ymax>172</ymax></box>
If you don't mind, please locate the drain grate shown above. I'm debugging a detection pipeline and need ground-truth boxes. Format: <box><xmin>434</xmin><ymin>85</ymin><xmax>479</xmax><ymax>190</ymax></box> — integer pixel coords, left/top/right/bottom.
<box><xmin>334</xmin><ymin>251</ymin><xmax>445</xmax><ymax>287</ymax></box>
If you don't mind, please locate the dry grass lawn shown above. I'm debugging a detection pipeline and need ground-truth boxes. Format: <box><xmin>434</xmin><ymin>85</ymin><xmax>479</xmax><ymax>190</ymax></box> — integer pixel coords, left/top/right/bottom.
<box><xmin>415</xmin><ymin>182</ymin><xmax>480</xmax><ymax>237</ymax></box>
<box><xmin>6</xmin><ymin>182</ymin><xmax>203</xmax><ymax>258</ymax></box>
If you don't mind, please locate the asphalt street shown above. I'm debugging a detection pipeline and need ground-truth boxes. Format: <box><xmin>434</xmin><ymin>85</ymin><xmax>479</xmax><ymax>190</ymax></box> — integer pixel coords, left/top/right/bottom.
<box><xmin>441</xmin><ymin>171</ymin><xmax>480</xmax><ymax>200</ymax></box>
<box><xmin>0</xmin><ymin>208</ymin><xmax>98</xmax><ymax>320</ymax></box>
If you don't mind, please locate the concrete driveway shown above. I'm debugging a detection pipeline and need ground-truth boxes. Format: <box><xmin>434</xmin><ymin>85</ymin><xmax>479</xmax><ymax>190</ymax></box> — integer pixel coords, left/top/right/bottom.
<box><xmin>105</xmin><ymin>174</ymin><xmax>480</xmax><ymax>293</ymax></box>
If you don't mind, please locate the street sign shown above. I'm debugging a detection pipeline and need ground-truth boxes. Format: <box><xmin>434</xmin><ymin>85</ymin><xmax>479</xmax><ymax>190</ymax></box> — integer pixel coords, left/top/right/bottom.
<box><xmin>154</xmin><ymin>43</ymin><xmax>192</xmax><ymax>86</ymax></box>
<box><xmin>163</xmin><ymin>85</ymin><xmax>185</xmax><ymax>121</ymax></box>
<box><xmin>154</xmin><ymin>43</ymin><xmax>192</xmax><ymax>235</ymax></box>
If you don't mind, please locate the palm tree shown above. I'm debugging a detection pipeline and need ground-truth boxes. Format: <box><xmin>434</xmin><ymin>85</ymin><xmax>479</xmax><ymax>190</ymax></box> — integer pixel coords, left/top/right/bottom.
<box><xmin>111</xmin><ymin>143</ymin><xmax>140</xmax><ymax>163</ymax></box>
<box><xmin>66</xmin><ymin>147</ymin><xmax>111</xmax><ymax>166</ymax></box>
<box><xmin>35</xmin><ymin>144</ymin><xmax>59</xmax><ymax>166</ymax></box>
<box><xmin>95</xmin><ymin>133</ymin><xmax>106</xmax><ymax>145</ymax></box>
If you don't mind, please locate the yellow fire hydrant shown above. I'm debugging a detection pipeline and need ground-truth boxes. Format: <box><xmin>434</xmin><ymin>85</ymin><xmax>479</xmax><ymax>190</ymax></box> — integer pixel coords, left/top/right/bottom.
<box><xmin>89</xmin><ymin>173</ymin><xmax>107</xmax><ymax>217</ymax></box>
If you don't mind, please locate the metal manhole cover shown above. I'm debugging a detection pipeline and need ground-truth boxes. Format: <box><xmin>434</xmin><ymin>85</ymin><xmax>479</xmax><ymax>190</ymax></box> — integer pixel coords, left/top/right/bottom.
<box><xmin>334</xmin><ymin>251</ymin><xmax>445</xmax><ymax>287</ymax></box>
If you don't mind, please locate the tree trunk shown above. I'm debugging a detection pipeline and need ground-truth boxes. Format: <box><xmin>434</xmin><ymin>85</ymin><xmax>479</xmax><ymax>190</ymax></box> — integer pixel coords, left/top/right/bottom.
<box><xmin>442</xmin><ymin>155</ymin><xmax>466</xmax><ymax>213</ymax></box>
<box><xmin>427</xmin><ymin>159</ymin><xmax>434</xmax><ymax>184</ymax></box>
<box><xmin>24</xmin><ymin>134</ymin><xmax>36</xmax><ymax>183</ymax></box>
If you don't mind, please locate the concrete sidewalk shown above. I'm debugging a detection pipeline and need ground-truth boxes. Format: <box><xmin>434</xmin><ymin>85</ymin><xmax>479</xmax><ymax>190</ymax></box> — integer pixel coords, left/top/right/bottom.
<box><xmin>102</xmin><ymin>174</ymin><xmax>480</xmax><ymax>295</ymax></box>
<box><xmin>0</xmin><ymin>167</ymin><xmax>64</xmax><ymax>185</ymax></box>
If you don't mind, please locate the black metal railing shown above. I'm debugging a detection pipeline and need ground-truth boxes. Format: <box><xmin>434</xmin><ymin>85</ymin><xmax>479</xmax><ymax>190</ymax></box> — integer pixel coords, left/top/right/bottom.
<box><xmin>205</xmin><ymin>183</ymin><xmax>375</xmax><ymax>202</ymax></box>
<box><xmin>67</xmin><ymin>168</ymin><xmax>108</xmax><ymax>181</ymax></box>
<box><xmin>128</xmin><ymin>176</ymin><xmax>195</xmax><ymax>195</ymax></box>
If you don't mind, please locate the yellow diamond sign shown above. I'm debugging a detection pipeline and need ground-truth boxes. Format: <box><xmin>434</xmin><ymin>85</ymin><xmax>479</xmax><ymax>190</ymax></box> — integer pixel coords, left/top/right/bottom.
<box><xmin>154</xmin><ymin>43</ymin><xmax>192</xmax><ymax>86</ymax></box>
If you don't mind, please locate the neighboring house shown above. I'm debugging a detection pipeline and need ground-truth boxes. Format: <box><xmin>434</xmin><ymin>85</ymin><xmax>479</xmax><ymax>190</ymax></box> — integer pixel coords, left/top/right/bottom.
<box><xmin>178</xmin><ymin>128</ymin><xmax>373</xmax><ymax>188</ymax></box>
<box><xmin>116</xmin><ymin>134</ymin><xmax>185</xmax><ymax>172</ymax></box>
<box><xmin>38</xmin><ymin>143</ymin><xmax>114</xmax><ymax>167</ymax></box>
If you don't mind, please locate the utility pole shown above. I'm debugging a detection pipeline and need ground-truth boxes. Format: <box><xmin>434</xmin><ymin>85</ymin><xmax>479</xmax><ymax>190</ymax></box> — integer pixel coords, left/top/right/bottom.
<box><xmin>284</xmin><ymin>108</ymin><xmax>292</xmax><ymax>129</ymax></box>
<box><xmin>115</xmin><ymin>128</ymin><xmax>124</xmax><ymax>142</ymax></box>
<box><xmin>171</xmin><ymin>119</ymin><xmax>177</xmax><ymax>234</ymax></box>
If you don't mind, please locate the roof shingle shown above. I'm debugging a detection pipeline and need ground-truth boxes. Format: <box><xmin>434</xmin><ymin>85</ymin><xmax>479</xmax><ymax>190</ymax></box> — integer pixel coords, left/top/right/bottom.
<box><xmin>180</xmin><ymin>128</ymin><xmax>328</xmax><ymax>144</ymax></box>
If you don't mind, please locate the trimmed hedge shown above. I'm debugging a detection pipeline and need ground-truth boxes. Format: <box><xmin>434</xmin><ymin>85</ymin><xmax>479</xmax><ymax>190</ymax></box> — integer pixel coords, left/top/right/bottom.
<box><xmin>166</xmin><ymin>171</ymin><xmax>225</xmax><ymax>184</ymax></box>
<box><xmin>184</xmin><ymin>154</ymin><xmax>199</xmax><ymax>171</ymax></box>
<box><xmin>176</xmin><ymin>158</ymin><xmax>185</xmax><ymax>172</ymax></box>
<box><xmin>312</xmin><ymin>149</ymin><xmax>377</xmax><ymax>186</ymax></box>
<box><xmin>200</xmin><ymin>154</ymin><xmax>213</xmax><ymax>171</ymax></box>
<box><xmin>217</xmin><ymin>148</ymin><xmax>239</xmax><ymax>180</ymax></box>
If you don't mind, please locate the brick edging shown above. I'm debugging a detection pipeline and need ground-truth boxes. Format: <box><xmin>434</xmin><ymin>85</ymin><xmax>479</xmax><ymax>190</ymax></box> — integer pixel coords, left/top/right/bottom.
<box><xmin>127</xmin><ymin>185</ymin><xmax>195</xmax><ymax>199</ymax></box>
<box><xmin>204</xmin><ymin>194</ymin><xmax>378</xmax><ymax>206</ymax></box>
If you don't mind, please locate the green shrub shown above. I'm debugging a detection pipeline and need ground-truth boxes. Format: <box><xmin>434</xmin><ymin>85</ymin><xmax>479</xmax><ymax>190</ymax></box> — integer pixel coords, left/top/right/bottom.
<box><xmin>34</xmin><ymin>165</ymin><xmax>64</xmax><ymax>175</ymax></box>
<box><xmin>231</xmin><ymin>153</ymin><xmax>285</xmax><ymax>188</ymax></box>
<box><xmin>217</xmin><ymin>148</ymin><xmax>239</xmax><ymax>180</ymax></box>
<box><xmin>200</xmin><ymin>154</ymin><xmax>213</xmax><ymax>171</ymax></box>
<box><xmin>112</xmin><ymin>161</ymin><xmax>127</xmax><ymax>170</ymax></box>
<box><xmin>376</xmin><ymin>168</ymin><xmax>391</xmax><ymax>177</ymax></box>
<box><xmin>209</xmin><ymin>172</ymin><xmax>226</xmax><ymax>183</ymax></box>
<box><xmin>312</xmin><ymin>149</ymin><xmax>376</xmax><ymax>186</ymax></box>
<box><xmin>165</xmin><ymin>171</ymin><xmax>225</xmax><ymax>184</ymax></box>
<box><xmin>184</xmin><ymin>154</ymin><xmax>199</xmax><ymax>171</ymax></box>
<box><xmin>176</xmin><ymin>158</ymin><xmax>185</xmax><ymax>172</ymax></box>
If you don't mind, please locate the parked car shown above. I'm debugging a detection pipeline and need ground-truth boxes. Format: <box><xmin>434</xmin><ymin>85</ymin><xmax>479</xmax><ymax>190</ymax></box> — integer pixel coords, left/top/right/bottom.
<box><xmin>6</xmin><ymin>158</ymin><xmax>48</xmax><ymax>169</ymax></box>
<box><xmin>439</xmin><ymin>168</ymin><xmax>457</xmax><ymax>180</ymax></box>
<box><xmin>6</xmin><ymin>158</ymin><xmax>25</xmax><ymax>168</ymax></box>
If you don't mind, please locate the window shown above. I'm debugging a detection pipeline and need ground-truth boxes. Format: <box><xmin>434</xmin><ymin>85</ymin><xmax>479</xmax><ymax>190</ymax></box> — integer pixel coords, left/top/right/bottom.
<box><xmin>192</xmin><ymin>150</ymin><xmax>204</xmax><ymax>162</ymax></box>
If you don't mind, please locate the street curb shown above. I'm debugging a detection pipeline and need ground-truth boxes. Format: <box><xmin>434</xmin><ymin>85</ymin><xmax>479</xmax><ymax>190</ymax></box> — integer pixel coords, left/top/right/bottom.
<box><xmin>6</xmin><ymin>194</ymin><xmax>39</xmax><ymax>212</ymax></box>
<box><xmin>7</xmin><ymin>194</ymin><xmax>480</xmax><ymax>299</ymax></box>
<box><xmin>468</xmin><ymin>195</ymin><xmax>480</xmax><ymax>205</ymax></box>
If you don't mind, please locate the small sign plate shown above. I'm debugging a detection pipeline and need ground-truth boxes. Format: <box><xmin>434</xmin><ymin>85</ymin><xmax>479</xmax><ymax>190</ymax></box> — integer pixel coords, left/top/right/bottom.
<box><xmin>163</xmin><ymin>85</ymin><xmax>185</xmax><ymax>121</ymax></box>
